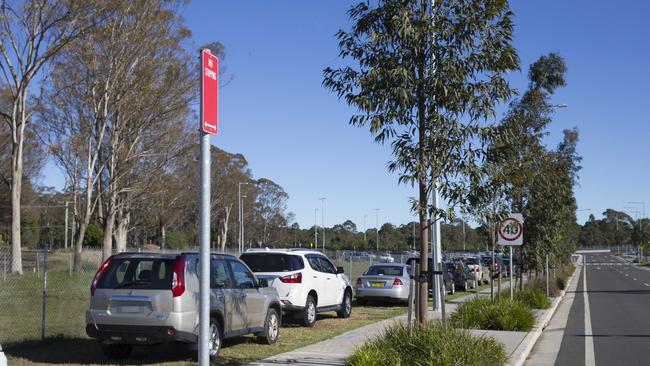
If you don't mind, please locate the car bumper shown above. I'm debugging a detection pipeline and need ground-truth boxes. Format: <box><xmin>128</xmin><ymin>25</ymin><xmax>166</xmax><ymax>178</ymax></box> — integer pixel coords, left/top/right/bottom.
<box><xmin>355</xmin><ymin>286</ymin><xmax>409</xmax><ymax>301</ymax></box>
<box><xmin>85</xmin><ymin>324</ymin><xmax>196</xmax><ymax>345</ymax></box>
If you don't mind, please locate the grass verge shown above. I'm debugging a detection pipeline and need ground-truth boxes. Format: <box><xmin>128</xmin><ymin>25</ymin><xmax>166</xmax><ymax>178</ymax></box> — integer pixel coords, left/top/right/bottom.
<box><xmin>6</xmin><ymin>305</ymin><xmax>406</xmax><ymax>366</ymax></box>
<box><xmin>347</xmin><ymin>322</ymin><xmax>507</xmax><ymax>366</ymax></box>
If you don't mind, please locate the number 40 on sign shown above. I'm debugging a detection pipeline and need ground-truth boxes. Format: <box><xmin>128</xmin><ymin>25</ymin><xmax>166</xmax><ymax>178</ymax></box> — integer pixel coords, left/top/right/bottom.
<box><xmin>497</xmin><ymin>213</ymin><xmax>524</xmax><ymax>246</ymax></box>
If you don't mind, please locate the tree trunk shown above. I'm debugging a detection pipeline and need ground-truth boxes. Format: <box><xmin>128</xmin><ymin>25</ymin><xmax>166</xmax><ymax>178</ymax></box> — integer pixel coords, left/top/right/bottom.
<box><xmin>114</xmin><ymin>206</ymin><xmax>129</xmax><ymax>253</ymax></box>
<box><xmin>219</xmin><ymin>205</ymin><xmax>232</xmax><ymax>252</ymax></box>
<box><xmin>160</xmin><ymin>221</ymin><xmax>166</xmax><ymax>250</ymax></box>
<box><xmin>10</xmin><ymin>160</ymin><xmax>23</xmax><ymax>274</ymax></box>
<box><xmin>74</xmin><ymin>219</ymin><xmax>89</xmax><ymax>272</ymax></box>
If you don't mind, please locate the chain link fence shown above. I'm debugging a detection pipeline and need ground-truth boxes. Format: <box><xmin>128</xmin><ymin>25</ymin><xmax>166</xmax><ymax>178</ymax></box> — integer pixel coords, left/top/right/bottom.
<box><xmin>0</xmin><ymin>245</ymin><xmax>410</xmax><ymax>346</ymax></box>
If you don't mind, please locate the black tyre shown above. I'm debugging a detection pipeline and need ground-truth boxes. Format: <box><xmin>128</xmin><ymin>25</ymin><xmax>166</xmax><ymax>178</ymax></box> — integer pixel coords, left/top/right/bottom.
<box><xmin>449</xmin><ymin>282</ymin><xmax>455</xmax><ymax>295</ymax></box>
<box><xmin>257</xmin><ymin>308</ymin><xmax>280</xmax><ymax>345</ymax></box>
<box><xmin>302</xmin><ymin>295</ymin><xmax>317</xmax><ymax>327</ymax></box>
<box><xmin>208</xmin><ymin>317</ymin><xmax>222</xmax><ymax>360</ymax></box>
<box><xmin>337</xmin><ymin>290</ymin><xmax>352</xmax><ymax>318</ymax></box>
<box><xmin>102</xmin><ymin>344</ymin><xmax>133</xmax><ymax>359</ymax></box>
<box><xmin>463</xmin><ymin>280</ymin><xmax>469</xmax><ymax>291</ymax></box>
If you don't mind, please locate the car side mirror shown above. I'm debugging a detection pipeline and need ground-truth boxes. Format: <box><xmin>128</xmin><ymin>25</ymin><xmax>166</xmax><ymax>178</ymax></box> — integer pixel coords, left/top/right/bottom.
<box><xmin>336</xmin><ymin>266</ymin><xmax>345</xmax><ymax>274</ymax></box>
<box><xmin>258</xmin><ymin>278</ymin><xmax>269</xmax><ymax>288</ymax></box>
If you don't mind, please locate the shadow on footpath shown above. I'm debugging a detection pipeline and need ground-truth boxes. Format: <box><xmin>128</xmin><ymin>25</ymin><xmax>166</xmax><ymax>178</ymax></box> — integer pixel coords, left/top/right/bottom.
<box><xmin>4</xmin><ymin>336</ymin><xmax>253</xmax><ymax>365</ymax></box>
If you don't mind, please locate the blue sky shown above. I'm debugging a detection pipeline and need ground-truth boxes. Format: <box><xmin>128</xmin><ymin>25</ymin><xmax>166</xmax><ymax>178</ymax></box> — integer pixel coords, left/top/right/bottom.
<box><xmin>41</xmin><ymin>1</ymin><xmax>650</xmax><ymax>229</ymax></box>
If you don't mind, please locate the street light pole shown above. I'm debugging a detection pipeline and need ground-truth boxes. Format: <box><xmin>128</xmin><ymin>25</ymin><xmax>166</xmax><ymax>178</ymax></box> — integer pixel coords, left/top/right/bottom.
<box><xmin>374</xmin><ymin>209</ymin><xmax>380</xmax><ymax>252</ymax></box>
<box><xmin>628</xmin><ymin>202</ymin><xmax>646</xmax><ymax>255</ymax></box>
<box><xmin>320</xmin><ymin>198</ymin><xmax>326</xmax><ymax>252</ymax></box>
<box><xmin>238</xmin><ymin>182</ymin><xmax>249</xmax><ymax>254</ymax></box>
<box><xmin>241</xmin><ymin>195</ymin><xmax>247</xmax><ymax>250</ymax></box>
<box><xmin>314</xmin><ymin>208</ymin><xmax>319</xmax><ymax>248</ymax></box>
<box><xmin>363</xmin><ymin>214</ymin><xmax>367</xmax><ymax>241</ymax></box>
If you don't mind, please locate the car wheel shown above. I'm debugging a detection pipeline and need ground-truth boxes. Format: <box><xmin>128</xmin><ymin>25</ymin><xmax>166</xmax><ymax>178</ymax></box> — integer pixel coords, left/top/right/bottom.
<box><xmin>102</xmin><ymin>344</ymin><xmax>133</xmax><ymax>359</ymax></box>
<box><xmin>302</xmin><ymin>295</ymin><xmax>317</xmax><ymax>327</ymax></box>
<box><xmin>463</xmin><ymin>281</ymin><xmax>468</xmax><ymax>291</ymax></box>
<box><xmin>449</xmin><ymin>283</ymin><xmax>455</xmax><ymax>295</ymax></box>
<box><xmin>208</xmin><ymin>318</ymin><xmax>222</xmax><ymax>360</ymax></box>
<box><xmin>337</xmin><ymin>291</ymin><xmax>352</xmax><ymax>318</ymax></box>
<box><xmin>258</xmin><ymin>308</ymin><xmax>280</xmax><ymax>345</ymax></box>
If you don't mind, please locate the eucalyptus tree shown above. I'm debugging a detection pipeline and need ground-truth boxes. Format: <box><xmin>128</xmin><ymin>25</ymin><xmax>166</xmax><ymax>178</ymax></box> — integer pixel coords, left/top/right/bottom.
<box><xmin>0</xmin><ymin>0</ymin><xmax>99</xmax><ymax>273</ymax></box>
<box><xmin>324</xmin><ymin>0</ymin><xmax>519</xmax><ymax>321</ymax></box>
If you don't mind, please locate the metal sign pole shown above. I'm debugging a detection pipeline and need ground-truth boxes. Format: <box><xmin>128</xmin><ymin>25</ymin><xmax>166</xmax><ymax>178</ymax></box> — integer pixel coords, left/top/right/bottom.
<box><xmin>198</xmin><ymin>49</ymin><xmax>213</xmax><ymax>366</ymax></box>
<box><xmin>509</xmin><ymin>246</ymin><xmax>513</xmax><ymax>300</ymax></box>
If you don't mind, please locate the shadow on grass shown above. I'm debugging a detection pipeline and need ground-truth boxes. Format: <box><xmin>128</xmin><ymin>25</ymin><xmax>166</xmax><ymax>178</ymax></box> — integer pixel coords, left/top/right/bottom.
<box><xmin>4</xmin><ymin>336</ymin><xmax>256</xmax><ymax>366</ymax></box>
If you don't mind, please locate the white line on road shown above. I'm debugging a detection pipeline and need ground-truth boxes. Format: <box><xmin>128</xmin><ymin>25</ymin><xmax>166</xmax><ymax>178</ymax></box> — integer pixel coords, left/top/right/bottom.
<box><xmin>584</xmin><ymin>263</ymin><xmax>596</xmax><ymax>366</ymax></box>
<box><xmin>644</xmin><ymin>283</ymin><xmax>650</xmax><ymax>287</ymax></box>
<box><xmin>633</xmin><ymin>278</ymin><xmax>637</xmax><ymax>281</ymax></box>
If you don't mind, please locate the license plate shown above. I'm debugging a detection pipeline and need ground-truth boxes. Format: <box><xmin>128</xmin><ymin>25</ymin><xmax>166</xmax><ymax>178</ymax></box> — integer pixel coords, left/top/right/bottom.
<box><xmin>371</xmin><ymin>282</ymin><xmax>385</xmax><ymax>287</ymax></box>
<box><xmin>120</xmin><ymin>306</ymin><xmax>141</xmax><ymax>313</ymax></box>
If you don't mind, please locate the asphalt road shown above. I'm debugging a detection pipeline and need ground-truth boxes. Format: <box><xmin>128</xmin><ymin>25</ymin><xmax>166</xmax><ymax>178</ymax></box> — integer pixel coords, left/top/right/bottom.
<box><xmin>556</xmin><ymin>253</ymin><xmax>650</xmax><ymax>366</ymax></box>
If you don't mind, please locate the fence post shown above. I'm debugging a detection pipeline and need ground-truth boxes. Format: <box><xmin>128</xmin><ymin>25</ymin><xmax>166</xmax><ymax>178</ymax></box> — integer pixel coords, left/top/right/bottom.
<box><xmin>36</xmin><ymin>251</ymin><xmax>40</xmax><ymax>278</ymax></box>
<box><xmin>41</xmin><ymin>243</ymin><xmax>49</xmax><ymax>341</ymax></box>
<box><xmin>407</xmin><ymin>265</ymin><xmax>415</xmax><ymax>334</ymax></box>
<box><xmin>349</xmin><ymin>255</ymin><xmax>352</xmax><ymax>280</ymax></box>
<box><xmin>3</xmin><ymin>254</ymin><xmax>6</xmax><ymax>282</ymax></box>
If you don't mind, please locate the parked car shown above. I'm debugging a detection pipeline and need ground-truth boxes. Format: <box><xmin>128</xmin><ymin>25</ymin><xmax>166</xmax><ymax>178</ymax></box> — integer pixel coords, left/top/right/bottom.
<box><xmin>355</xmin><ymin>264</ymin><xmax>411</xmax><ymax>305</ymax></box>
<box><xmin>405</xmin><ymin>256</ymin><xmax>455</xmax><ymax>295</ymax></box>
<box><xmin>86</xmin><ymin>252</ymin><xmax>282</xmax><ymax>360</ymax></box>
<box><xmin>240</xmin><ymin>249</ymin><xmax>353</xmax><ymax>327</ymax></box>
<box><xmin>379</xmin><ymin>252</ymin><xmax>395</xmax><ymax>263</ymax></box>
<box><xmin>481</xmin><ymin>255</ymin><xmax>505</xmax><ymax>278</ymax></box>
<box><xmin>463</xmin><ymin>256</ymin><xmax>488</xmax><ymax>284</ymax></box>
<box><xmin>444</xmin><ymin>260</ymin><xmax>474</xmax><ymax>291</ymax></box>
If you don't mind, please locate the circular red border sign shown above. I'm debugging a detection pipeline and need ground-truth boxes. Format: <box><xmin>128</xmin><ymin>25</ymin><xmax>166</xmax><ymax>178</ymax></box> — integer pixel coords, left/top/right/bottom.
<box><xmin>498</xmin><ymin>218</ymin><xmax>523</xmax><ymax>241</ymax></box>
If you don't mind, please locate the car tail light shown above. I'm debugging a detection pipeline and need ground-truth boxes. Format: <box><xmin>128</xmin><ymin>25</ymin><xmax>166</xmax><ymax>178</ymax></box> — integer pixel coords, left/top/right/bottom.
<box><xmin>279</xmin><ymin>272</ymin><xmax>302</xmax><ymax>284</ymax></box>
<box><xmin>356</xmin><ymin>278</ymin><xmax>363</xmax><ymax>286</ymax></box>
<box><xmin>91</xmin><ymin>257</ymin><xmax>112</xmax><ymax>295</ymax></box>
<box><xmin>393</xmin><ymin>278</ymin><xmax>403</xmax><ymax>286</ymax></box>
<box><xmin>167</xmin><ymin>327</ymin><xmax>176</xmax><ymax>336</ymax></box>
<box><xmin>476</xmin><ymin>268</ymin><xmax>480</xmax><ymax>272</ymax></box>
<box><xmin>171</xmin><ymin>256</ymin><xmax>186</xmax><ymax>297</ymax></box>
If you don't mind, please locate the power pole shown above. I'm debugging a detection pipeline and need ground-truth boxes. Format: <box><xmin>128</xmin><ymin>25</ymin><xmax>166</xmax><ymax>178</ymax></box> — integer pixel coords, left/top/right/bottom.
<box><xmin>374</xmin><ymin>208</ymin><xmax>380</xmax><ymax>252</ymax></box>
<box><xmin>320</xmin><ymin>198</ymin><xmax>326</xmax><ymax>252</ymax></box>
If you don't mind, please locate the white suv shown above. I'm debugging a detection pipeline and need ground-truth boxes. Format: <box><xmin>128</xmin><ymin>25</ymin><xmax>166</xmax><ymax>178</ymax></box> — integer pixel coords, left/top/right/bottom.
<box><xmin>240</xmin><ymin>249</ymin><xmax>352</xmax><ymax>327</ymax></box>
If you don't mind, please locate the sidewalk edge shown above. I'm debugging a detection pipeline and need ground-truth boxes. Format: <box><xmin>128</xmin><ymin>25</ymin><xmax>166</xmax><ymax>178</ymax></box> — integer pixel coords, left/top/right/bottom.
<box><xmin>509</xmin><ymin>263</ymin><xmax>580</xmax><ymax>366</ymax></box>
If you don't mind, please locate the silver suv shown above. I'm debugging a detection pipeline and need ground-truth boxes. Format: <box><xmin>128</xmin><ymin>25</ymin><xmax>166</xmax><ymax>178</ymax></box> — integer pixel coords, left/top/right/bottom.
<box><xmin>86</xmin><ymin>252</ymin><xmax>281</xmax><ymax>360</ymax></box>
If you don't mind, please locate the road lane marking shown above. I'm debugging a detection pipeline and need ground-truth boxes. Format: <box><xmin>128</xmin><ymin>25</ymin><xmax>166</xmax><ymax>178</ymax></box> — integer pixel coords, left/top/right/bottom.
<box><xmin>633</xmin><ymin>278</ymin><xmax>637</xmax><ymax>281</ymax></box>
<box><xmin>644</xmin><ymin>283</ymin><xmax>650</xmax><ymax>287</ymax></box>
<box><xmin>584</xmin><ymin>263</ymin><xmax>596</xmax><ymax>366</ymax></box>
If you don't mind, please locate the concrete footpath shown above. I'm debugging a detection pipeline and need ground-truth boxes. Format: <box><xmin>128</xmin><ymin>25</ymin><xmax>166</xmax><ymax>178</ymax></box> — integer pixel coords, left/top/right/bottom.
<box><xmin>524</xmin><ymin>258</ymin><xmax>582</xmax><ymax>365</ymax></box>
<box><xmin>250</xmin><ymin>279</ymin><xmax>545</xmax><ymax>366</ymax></box>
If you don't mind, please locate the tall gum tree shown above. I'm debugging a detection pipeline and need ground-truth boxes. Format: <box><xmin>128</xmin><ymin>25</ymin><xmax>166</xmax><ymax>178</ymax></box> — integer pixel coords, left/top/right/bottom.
<box><xmin>324</xmin><ymin>0</ymin><xmax>519</xmax><ymax>322</ymax></box>
<box><xmin>0</xmin><ymin>0</ymin><xmax>99</xmax><ymax>273</ymax></box>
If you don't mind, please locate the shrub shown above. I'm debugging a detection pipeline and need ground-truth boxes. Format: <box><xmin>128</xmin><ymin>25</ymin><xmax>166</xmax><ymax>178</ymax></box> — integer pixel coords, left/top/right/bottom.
<box><xmin>515</xmin><ymin>288</ymin><xmax>551</xmax><ymax>309</ymax></box>
<box><xmin>347</xmin><ymin>322</ymin><xmax>507</xmax><ymax>366</ymax></box>
<box><xmin>450</xmin><ymin>297</ymin><xmax>535</xmax><ymax>332</ymax></box>
<box><xmin>528</xmin><ymin>277</ymin><xmax>560</xmax><ymax>297</ymax></box>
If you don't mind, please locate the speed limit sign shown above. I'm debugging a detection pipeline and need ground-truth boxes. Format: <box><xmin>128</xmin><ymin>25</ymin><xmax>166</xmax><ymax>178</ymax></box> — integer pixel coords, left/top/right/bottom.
<box><xmin>498</xmin><ymin>213</ymin><xmax>524</xmax><ymax>246</ymax></box>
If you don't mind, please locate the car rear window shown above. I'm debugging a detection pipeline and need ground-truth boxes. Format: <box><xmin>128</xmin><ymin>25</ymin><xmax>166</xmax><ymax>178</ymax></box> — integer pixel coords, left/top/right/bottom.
<box><xmin>465</xmin><ymin>258</ymin><xmax>478</xmax><ymax>265</ymax></box>
<box><xmin>240</xmin><ymin>253</ymin><xmax>304</xmax><ymax>272</ymax></box>
<box><xmin>98</xmin><ymin>257</ymin><xmax>174</xmax><ymax>290</ymax></box>
<box><xmin>365</xmin><ymin>266</ymin><xmax>403</xmax><ymax>276</ymax></box>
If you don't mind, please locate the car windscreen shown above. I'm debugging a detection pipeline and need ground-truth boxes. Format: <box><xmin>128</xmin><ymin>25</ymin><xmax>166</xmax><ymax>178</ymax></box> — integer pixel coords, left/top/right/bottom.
<box><xmin>240</xmin><ymin>253</ymin><xmax>304</xmax><ymax>272</ymax></box>
<box><xmin>98</xmin><ymin>257</ymin><xmax>174</xmax><ymax>290</ymax></box>
<box><xmin>465</xmin><ymin>258</ymin><xmax>478</xmax><ymax>265</ymax></box>
<box><xmin>365</xmin><ymin>266</ymin><xmax>403</xmax><ymax>276</ymax></box>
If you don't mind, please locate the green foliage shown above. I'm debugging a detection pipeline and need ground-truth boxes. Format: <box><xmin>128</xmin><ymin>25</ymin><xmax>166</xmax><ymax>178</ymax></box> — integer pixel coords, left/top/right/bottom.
<box><xmin>346</xmin><ymin>322</ymin><xmax>507</xmax><ymax>366</ymax></box>
<box><xmin>451</xmin><ymin>297</ymin><xmax>535</xmax><ymax>332</ymax></box>
<box><xmin>166</xmin><ymin>230</ymin><xmax>190</xmax><ymax>249</ymax></box>
<box><xmin>514</xmin><ymin>288</ymin><xmax>551</xmax><ymax>309</ymax></box>
<box><xmin>20</xmin><ymin>212</ymin><xmax>40</xmax><ymax>248</ymax></box>
<box><xmin>83</xmin><ymin>223</ymin><xmax>103</xmax><ymax>247</ymax></box>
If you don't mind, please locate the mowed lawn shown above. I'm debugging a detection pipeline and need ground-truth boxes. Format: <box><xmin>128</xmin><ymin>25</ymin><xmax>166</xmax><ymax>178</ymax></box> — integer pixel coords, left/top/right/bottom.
<box><xmin>5</xmin><ymin>303</ymin><xmax>407</xmax><ymax>366</ymax></box>
<box><xmin>3</xmin><ymin>255</ymin><xmax>489</xmax><ymax>365</ymax></box>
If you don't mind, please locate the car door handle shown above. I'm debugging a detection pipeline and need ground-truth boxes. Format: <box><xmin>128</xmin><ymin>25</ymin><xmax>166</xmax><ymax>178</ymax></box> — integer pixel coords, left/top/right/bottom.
<box><xmin>313</xmin><ymin>276</ymin><xmax>318</xmax><ymax>279</ymax></box>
